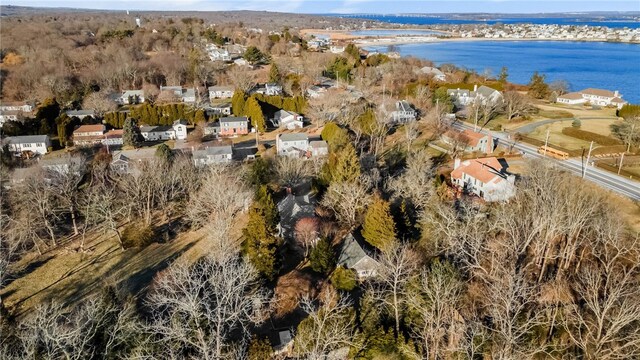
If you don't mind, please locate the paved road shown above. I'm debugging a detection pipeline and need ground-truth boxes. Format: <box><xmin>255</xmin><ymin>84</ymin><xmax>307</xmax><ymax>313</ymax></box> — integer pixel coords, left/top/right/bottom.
<box><xmin>453</xmin><ymin>122</ymin><xmax>640</xmax><ymax>201</ymax></box>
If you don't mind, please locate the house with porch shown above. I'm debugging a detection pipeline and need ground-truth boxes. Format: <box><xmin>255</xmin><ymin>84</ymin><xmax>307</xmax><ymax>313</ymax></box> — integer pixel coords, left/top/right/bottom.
<box><xmin>450</xmin><ymin>157</ymin><xmax>515</xmax><ymax>202</ymax></box>
<box><xmin>557</xmin><ymin>88</ymin><xmax>627</xmax><ymax>109</ymax></box>
<box><xmin>208</xmin><ymin>86</ymin><xmax>235</xmax><ymax>99</ymax></box>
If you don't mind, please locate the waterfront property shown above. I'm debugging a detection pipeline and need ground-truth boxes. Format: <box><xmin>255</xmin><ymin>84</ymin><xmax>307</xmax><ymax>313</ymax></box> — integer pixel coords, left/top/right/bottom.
<box><xmin>557</xmin><ymin>88</ymin><xmax>627</xmax><ymax>109</ymax></box>
<box><xmin>448</xmin><ymin>85</ymin><xmax>502</xmax><ymax>107</ymax></box>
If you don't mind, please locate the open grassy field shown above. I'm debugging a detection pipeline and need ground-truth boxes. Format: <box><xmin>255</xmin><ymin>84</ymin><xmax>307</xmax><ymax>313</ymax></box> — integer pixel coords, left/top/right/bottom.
<box><xmin>527</xmin><ymin>119</ymin><xmax>618</xmax><ymax>151</ymax></box>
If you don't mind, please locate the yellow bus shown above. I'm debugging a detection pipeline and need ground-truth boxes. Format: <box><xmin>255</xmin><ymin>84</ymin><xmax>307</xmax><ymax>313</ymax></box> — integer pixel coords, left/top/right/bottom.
<box><xmin>538</xmin><ymin>145</ymin><xmax>569</xmax><ymax>160</ymax></box>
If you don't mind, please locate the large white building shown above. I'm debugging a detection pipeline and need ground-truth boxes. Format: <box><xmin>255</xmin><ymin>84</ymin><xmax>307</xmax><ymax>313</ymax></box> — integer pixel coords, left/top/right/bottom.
<box><xmin>448</xmin><ymin>85</ymin><xmax>502</xmax><ymax>107</ymax></box>
<box><xmin>276</xmin><ymin>133</ymin><xmax>309</xmax><ymax>157</ymax></box>
<box><xmin>272</xmin><ymin>110</ymin><xmax>304</xmax><ymax>129</ymax></box>
<box><xmin>557</xmin><ymin>88</ymin><xmax>627</xmax><ymax>109</ymax></box>
<box><xmin>450</xmin><ymin>157</ymin><xmax>515</xmax><ymax>202</ymax></box>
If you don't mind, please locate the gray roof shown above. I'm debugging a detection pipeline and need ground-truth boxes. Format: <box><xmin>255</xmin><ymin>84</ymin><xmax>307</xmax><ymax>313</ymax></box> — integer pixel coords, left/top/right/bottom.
<box><xmin>220</xmin><ymin>116</ymin><xmax>248</xmax><ymax>123</ymax></box>
<box><xmin>337</xmin><ymin>234</ymin><xmax>373</xmax><ymax>268</ymax></box>
<box><xmin>4</xmin><ymin>135</ymin><xmax>49</xmax><ymax>144</ymax></box>
<box><xmin>396</xmin><ymin>100</ymin><xmax>413</xmax><ymax>112</ymax></box>
<box><xmin>122</xmin><ymin>90</ymin><xmax>144</xmax><ymax>96</ymax></box>
<box><xmin>279</xmin><ymin>133</ymin><xmax>308</xmax><ymax>142</ymax></box>
<box><xmin>66</xmin><ymin>110</ymin><xmax>95</xmax><ymax>116</ymax></box>
<box><xmin>193</xmin><ymin>145</ymin><xmax>233</xmax><ymax>157</ymax></box>
<box><xmin>205</xmin><ymin>121</ymin><xmax>221</xmax><ymax>128</ymax></box>
<box><xmin>476</xmin><ymin>85</ymin><xmax>501</xmax><ymax>98</ymax></box>
<box><xmin>309</xmin><ymin>140</ymin><xmax>328</xmax><ymax>148</ymax></box>
<box><xmin>208</xmin><ymin>85</ymin><xmax>234</xmax><ymax>91</ymax></box>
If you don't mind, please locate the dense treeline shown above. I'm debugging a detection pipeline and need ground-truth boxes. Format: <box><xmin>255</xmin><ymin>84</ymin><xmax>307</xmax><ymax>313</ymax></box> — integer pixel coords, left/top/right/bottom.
<box><xmin>104</xmin><ymin>103</ymin><xmax>205</xmax><ymax>128</ymax></box>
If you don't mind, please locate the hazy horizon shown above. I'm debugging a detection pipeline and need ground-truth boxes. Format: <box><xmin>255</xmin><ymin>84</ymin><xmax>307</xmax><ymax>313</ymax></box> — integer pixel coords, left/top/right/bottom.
<box><xmin>4</xmin><ymin>1</ymin><xmax>640</xmax><ymax>14</ymax></box>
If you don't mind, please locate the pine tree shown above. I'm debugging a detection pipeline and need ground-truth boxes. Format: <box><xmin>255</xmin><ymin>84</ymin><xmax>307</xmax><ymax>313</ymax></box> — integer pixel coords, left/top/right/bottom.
<box><xmin>232</xmin><ymin>90</ymin><xmax>247</xmax><ymax>116</ymax></box>
<box><xmin>245</xmin><ymin>97</ymin><xmax>266</xmax><ymax>132</ymax></box>
<box><xmin>309</xmin><ymin>238</ymin><xmax>335</xmax><ymax>275</ymax></box>
<box><xmin>255</xmin><ymin>185</ymin><xmax>279</xmax><ymax>230</ymax></box>
<box><xmin>122</xmin><ymin>118</ymin><xmax>140</xmax><ymax>148</ymax></box>
<box><xmin>331</xmin><ymin>143</ymin><xmax>360</xmax><ymax>183</ymax></box>
<box><xmin>269</xmin><ymin>63</ymin><xmax>281</xmax><ymax>83</ymax></box>
<box><xmin>498</xmin><ymin>66</ymin><xmax>509</xmax><ymax>83</ymax></box>
<box><xmin>528</xmin><ymin>71</ymin><xmax>550</xmax><ymax>99</ymax></box>
<box><xmin>242</xmin><ymin>206</ymin><xmax>278</xmax><ymax>280</ymax></box>
<box><xmin>194</xmin><ymin>109</ymin><xmax>207</xmax><ymax>125</ymax></box>
<box><xmin>361</xmin><ymin>196</ymin><xmax>396</xmax><ymax>251</ymax></box>
<box><xmin>155</xmin><ymin>143</ymin><xmax>173</xmax><ymax>163</ymax></box>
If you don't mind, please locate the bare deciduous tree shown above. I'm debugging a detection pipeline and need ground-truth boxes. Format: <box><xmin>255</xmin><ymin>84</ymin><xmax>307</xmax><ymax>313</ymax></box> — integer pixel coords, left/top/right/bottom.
<box><xmin>503</xmin><ymin>91</ymin><xmax>533</xmax><ymax>121</ymax></box>
<box><xmin>294</xmin><ymin>217</ymin><xmax>320</xmax><ymax>257</ymax></box>
<box><xmin>294</xmin><ymin>289</ymin><xmax>355</xmax><ymax>359</ymax></box>
<box><xmin>387</xmin><ymin>149</ymin><xmax>435</xmax><ymax>210</ymax></box>
<box><xmin>227</xmin><ymin>65</ymin><xmax>256</xmax><ymax>93</ymax></box>
<box><xmin>274</xmin><ymin>156</ymin><xmax>313</xmax><ymax>188</ymax></box>
<box><xmin>146</xmin><ymin>255</ymin><xmax>269</xmax><ymax>360</ymax></box>
<box><xmin>82</xmin><ymin>91</ymin><xmax>117</xmax><ymax>118</ymax></box>
<box><xmin>320</xmin><ymin>181</ymin><xmax>372</xmax><ymax>229</ymax></box>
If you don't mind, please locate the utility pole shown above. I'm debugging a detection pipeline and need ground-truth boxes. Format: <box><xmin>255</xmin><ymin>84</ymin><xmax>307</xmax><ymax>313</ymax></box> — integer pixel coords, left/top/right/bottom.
<box><xmin>582</xmin><ymin>141</ymin><xmax>594</xmax><ymax>179</ymax></box>
<box><xmin>618</xmin><ymin>152</ymin><xmax>625</xmax><ymax>175</ymax></box>
<box><xmin>543</xmin><ymin>129</ymin><xmax>550</xmax><ymax>157</ymax></box>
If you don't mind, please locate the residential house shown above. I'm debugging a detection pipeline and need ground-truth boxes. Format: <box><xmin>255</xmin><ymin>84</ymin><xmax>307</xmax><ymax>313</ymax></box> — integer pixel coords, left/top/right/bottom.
<box><xmin>203</xmin><ymin>121</ymin><xmax>221</xmax><ymax>137</ymax></box>
<box><xmin>109</xmin><ymin>148</ymin><xmax>158</xmax><ymax>175</ymax></box>
<box><xmin>208</xmin><ymin>86</ymin><xmax>235</xmax><ymax>99</ymax></box>
<box><xmin>276</xmin><ymin>133</ymin><xmax>309</xmax><ymax>157</ymax></box>
<box><xmin>219</xmin><ymin>116</ymin><xmax>249</xmax><ymax>136</ymax></box>
<box><xmin>39</xmin><ymin>155</ymin><xmax>85</xmax><ymax>175</ymax></box>
<box><xmin>73</xmin><ymin>124</ymin><xmax>107</xmax><ymax>146</ymax></box>
<box><xmin>391</xmin><ymin>100</ymin><xmax>417</xmax><ymax>123</ymax></box>
<box><xmin>276</xmin><ymin>190</ymin><xmax>316</xmax><ymax>240</ymax></box>
<box><xmin>337</xmin><ymin>233</ymin><xmax>380</xmax><ymax>279</ymax></box>
<box><xmin>306</xmin><ymin>85</ymin><xmax>327</xmax><ymax>99</ymax></box>
<box><xmin>207</xmin><ymin>47</ymin><xmax>232</xmax><ymax>61</ymax></box>
<box><xmin>0</xmin><ymin>110</ymin><xmax>20</xmax><ymax>126</ymax></box>
<box><xmin>557</xmin><ymin>88</ymin><xmax>627</xmax><ymax>109</ymax></box>
<box><xmin>329</xmin><ymin>45</ymin><xmax>345</xmax><ymax>53</ymax></box>
<box><xmin>160</xmin><ymin>86</ymin><xmax>197</xmax><ymax>103</ymax></box>
<box><xmin>103</xmin><ymin>129</ymin><xmax>124</xmax><ymax>146</ymax></box>
<box><xmin>309</xmin><ymin>140</ymin><xmax>329</xmax><ymax>157</ymax></box>
<box><xmin>443</xmin><ymin>129</ymin><xmax>494</xmax><ymax>154</ymax></box>
<box><xmin>450</xmin><ymin>157</ymin><xmax>516</xmax><ymax>202</ymax></box>
<box><xmin>192</xmin><ymin>144</ymin><xmax>233</xmax><ymax>167</ymax></box>
<box><xmin>66</xmin><ymin>110</ymin><xmax>96</xmax><ymax>120</ymax></box>
<box><xmin>252</xmin><ymin>83</ymin><xmax>283</xmax><ymax>96</ymax></box>
<box><xmin>448</xmin><ymin>85</ymin><xmax>502</xmax><ymax>107</ymax></box>
<box><xmin>2</xmin><ymin>135</ymin><xmax>51</xmax><ymax>155</ymax></box>
<box><xmin>117</xmin><ymin>90</ymin><xmax>145</xmax><ymax>105</ymax></box>
<box><xmin>419</xmin><ymin>66</ymin><xmax>446</xmax><ymax>81</ymax></box>
<box><xmin>206</xmin><ymin>103</ymin><xmax>232</xmax><ymax>116</ymax></box>
<box><xmin>0</xmin><ymin>102</ymin><xmax>34</xmax><ymax>113</ymax></box>
<box><xmin>140</xmin><ymin>120</ymin><xmax>188</xmax><ymax>141</ymax></box>
<box><xmin>272</xmin><ymin>110</ymin><xmax>304</xmax><ymax>129</ymax></box>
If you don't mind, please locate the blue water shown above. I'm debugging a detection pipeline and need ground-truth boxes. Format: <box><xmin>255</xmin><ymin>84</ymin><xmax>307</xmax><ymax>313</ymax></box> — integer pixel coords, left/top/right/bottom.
<box><xmin>336</xmin><ymin>15</ymin><xmax>640</xmax><ymax>29</ymax></box>
<box><xmin>366</xmin><ymin>41</ymin><xmax>640</xmax><ymax>103</ymax></box>
<box><xmin>349</xmin><ymin>29</ymin><xmax>440</xmax><ymax>36</ymax></box>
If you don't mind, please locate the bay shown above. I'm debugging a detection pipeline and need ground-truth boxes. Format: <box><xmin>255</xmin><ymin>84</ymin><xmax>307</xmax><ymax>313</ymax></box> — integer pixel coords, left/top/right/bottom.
<box><xmin>365</xmin><ymin>41</ymin><xmax>640</xmax><ymax>103</ymax></box>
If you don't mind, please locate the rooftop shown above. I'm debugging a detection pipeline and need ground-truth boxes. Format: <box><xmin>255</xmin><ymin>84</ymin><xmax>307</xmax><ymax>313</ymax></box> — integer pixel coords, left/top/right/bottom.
<box><xmin>451</xmin><ymin>157</ymin><xmax>506</xmax><ymax>184</ymax></box>
<box><xmin>220</xmin><ymin>116</ymin><xmax>248</xmax><ymax>123</ymax></box>
<box><xmin>73</xmin><ymin>124</ymin><xmax>105</xmax><ymax>134</ymax></box>
<box><xmin>279</xmin><ymin>133</ymin><xmax>308</xmax><ymax>142</ymax></box>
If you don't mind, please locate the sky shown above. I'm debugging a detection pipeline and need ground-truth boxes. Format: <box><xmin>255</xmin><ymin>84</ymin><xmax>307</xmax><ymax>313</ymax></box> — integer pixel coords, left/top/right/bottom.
<box><xmin>4</xmin><ymin>0</ymin><xmax>640</xmax><ymax>14</ymax></box>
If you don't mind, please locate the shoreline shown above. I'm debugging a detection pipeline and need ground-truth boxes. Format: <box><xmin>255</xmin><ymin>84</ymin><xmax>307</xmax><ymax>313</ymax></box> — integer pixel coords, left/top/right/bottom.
<box><xmin>301</xmin><ymin>28</ymin><xmax>640</xmax><ymax>45</ymax></box>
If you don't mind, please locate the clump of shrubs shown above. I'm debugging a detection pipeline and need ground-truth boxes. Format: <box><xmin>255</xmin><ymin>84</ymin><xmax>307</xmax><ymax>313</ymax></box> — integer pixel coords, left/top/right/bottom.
<box><xmin>121</xmin><ymin>223</ymin><xmax>156</xmax><ymax>249</ymax></box>
<box><xmin>330</xmin><ymin>266</ymin><xmax>357</xmax><ymax>291</ymax></box>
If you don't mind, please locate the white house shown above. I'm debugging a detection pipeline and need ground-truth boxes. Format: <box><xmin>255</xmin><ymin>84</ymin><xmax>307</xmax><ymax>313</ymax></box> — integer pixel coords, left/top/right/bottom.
<box><xmin>0</xmin><ymin>110</ymin><xmax>20</xmax><ymax>126</ymax></box>
<box><xmin>208</xmin><ymin>47</ymin><xmax>231</xmax><ymax>61</ymax></box>
<box><xmin>140</xmin><ymin>120</ymin><xmax>188</xmax><ymax>141</ymax></box>
<box><xmin>208</xmin><ymin>86</ymin><xmax>235</xmax><ymax>99</ymax></box>
<box><xmin>206</xmin><ymin>103</ymin><xmax>232</xmax><ymax>116</ymax></box>
<box><xmin>448</xmin><ymin>85</ymin><xmax>502</xmax><ymax>107</ymax></box>
<box><xmin>306</xmin><ymin>85</ymin><xmax>327</xmax><ymax>99</ymax></box>
<box><xmin>192</xmin><ymin>145</ymin><xmax>233</xmax><ymax>167</ymax></box>
<box><xmin>450</xmin><ymin>157</ymin><xmax>515</xmax><ymax>202</ymax></box>
<box><xmin>272</xmin><ymin>110</ymin><xmax>304</xmax><ymax>129</ymax></box>
<box><xmin>558</xmin><ymin>88</ymin><xmax>627</xmax><ymax>109</ymax></box>
<box><xmin>73</xmin><ymin>124</ymin><xmax>106</xmax><ymax>146</ymax></box>
<box><xmin>443</xmin><ymin>129</ymin><xmax>494</xmax><ymax>154</ymax></box>
<box><xmin>0</xmin><ymin>102</ymin><xmax>34</xmax><ymax>113</ymax></box>
<box><xmin>2</xmin><ymin>135</ymin><xmax>51</xmax><ymax>155</ymax></box>
<box><xmin>160</xmin><ymin>86</ymin><xmax>197</xmax><ymax>103</ymax></box>
<box><xmin>276</xmin><ymin>133</ymin><xmax>309</xmax><ymax>157</ymax></box>
<box><xmin>309</xmin><ymin>140</ymin><xmax>329</xmax><ymax>157</ymax></box>
<box><xmin>419</xmin><ymin>66</ymin><xmax>446</xmax><ymax>81</ymax></box>
<box><xmin>329</xmin><ymin>45</ymin><xmax>345</xmax><ymax>54</ymax></box>
<box><xmin>109</xmin><ymin>148</ymin><xmax>157</xmax><ymax>175</ymax></box>
<box><xmin>337</xmin><ymin>233</ymin><xmax>380</xmax><ymax>279</ymax></box>
<box><xmin>118</xmin><ymin>90</ymin><xmax>145</xmax><ymax>105</ymax></box>
<box><xmin>66</xmin><ymin>110</ymin><xmax>96</xmax><ymax>120</ymax></box>
<box><xmin>391</xmin><ymin>100</ymin><xmax>417</xmax><ymax>123</ymax></box>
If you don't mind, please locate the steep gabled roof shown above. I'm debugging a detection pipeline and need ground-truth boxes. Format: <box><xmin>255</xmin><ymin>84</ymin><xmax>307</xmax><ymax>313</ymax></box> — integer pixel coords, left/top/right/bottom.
<box><xmin>451</xmin><ymin>157</ymin><xmax>506</xmax><ymax>184</ymax></box>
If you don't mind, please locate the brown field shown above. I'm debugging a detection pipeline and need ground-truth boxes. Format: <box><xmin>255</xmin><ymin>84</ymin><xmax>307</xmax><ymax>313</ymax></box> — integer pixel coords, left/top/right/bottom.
<box><xmin>528</xmin><ymin>119</ymin><xmax>618</xmax><ymax>151</ymax></box>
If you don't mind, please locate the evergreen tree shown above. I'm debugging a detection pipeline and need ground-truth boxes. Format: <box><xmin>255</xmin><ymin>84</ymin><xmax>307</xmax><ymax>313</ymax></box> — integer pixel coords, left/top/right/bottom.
<box><xmin>242</xmin><ymin>206</ymin><xmax>278</xmax><ymax>280</ymax></box>
<box><xmin>245</xmin><ymin>97</ymin><xmax>266</xmax><ymax>132</ymax></box>
<box><xmin>155</xmin><ymin>143</ymin><xmax>173</xmax><ymax>163</ymax></box>
<box><xmin>122</xmin><ymin>118</ymin><xmax>140</xmax><ymax>148</ymax></box>
<box><xmin>194</xmin><ymin>109</ymin><xmax>207</xmax><ymax>124</ymax></box>
<box><xmin>248</xmin><ymin>336</ymin><xmax>273</xmax><ymax>360</ymax></box>
<box><xmin>243</xmin><ymin>46</ymin><xmax>267</xmax><ymax>65</ymax></box>
<box><xmin>255</xmin><ymin>185</ymin><xmax>279</xmax><ymax>230</ymax></box>
<box><xmin>361</xmin><ymin>196</ymin><xmax>396</xmax><ymax>251</ymax></box>
<box><xmin>309</xmin><ymin>238</ymin><xmax>335</xmax><ymax>275</ymax></box>
<box><xmin>268</xmin><ymin>63</ymin><xmax>281</xmax><ymax>84</ymax></box>
<box><xmin>331</xmin><ymin>143</ymin><xmax>360</xmax><ymax>183</ymax></box>
<box><xmin>321</xmin><ymin>122</ymin><xmax>349</xmax><ymax>151</ymax></box>
<box><xmin>528</xmin><ymin>71</ymin><xmax>551</xmax><ymax>99</ymax></box>
<box><xmin>330</xmin><ymin>266</ymin><xmax>357</xmax><ymax>291</ymax></box>
<box><xmin>345</xmin><ymin>43</ymin><xmax>360</xmax><ymax>61</ymax></box>
<box><xmin>232</xmin><ymin>90</ymin><xmax>247</xmax><ymax>116</ymax></box>
<box><xmin>433</xmin><ymin>87</ymin><xmax>454</xmax><ymax>112</ymax></box>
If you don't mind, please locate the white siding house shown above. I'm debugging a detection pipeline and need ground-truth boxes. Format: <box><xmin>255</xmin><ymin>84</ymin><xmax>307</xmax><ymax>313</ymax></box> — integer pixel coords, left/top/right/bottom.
<box><xmin>276</xmin><ymin>133</ymin><xmax>309</xmax><ymax>157</ymax></box>
<box><xmin>451</xmin><ymin>157</ymin><xmax>515</xmax><ymax>202</ymax></box>
<box><xmin>3</xmin><ymin>135</ymin><xmax>51</xmax><ymax>155</ymax></box>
